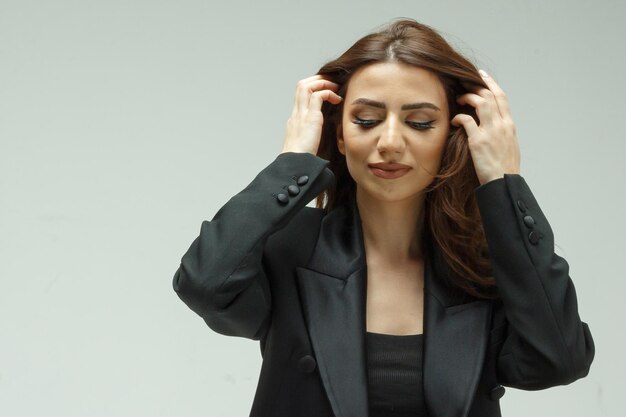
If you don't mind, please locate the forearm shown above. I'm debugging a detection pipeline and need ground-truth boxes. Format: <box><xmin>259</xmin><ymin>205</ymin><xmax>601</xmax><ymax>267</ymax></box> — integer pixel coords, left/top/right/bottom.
<box><xmin>475</xmin><ymin>174</ymin><xmax>595</xmax><ymax>388</ymax></box>
<box><xmin>172</xmin><ymin>152</ymin><xmax>335</xmax><ymax>339</ymax></box>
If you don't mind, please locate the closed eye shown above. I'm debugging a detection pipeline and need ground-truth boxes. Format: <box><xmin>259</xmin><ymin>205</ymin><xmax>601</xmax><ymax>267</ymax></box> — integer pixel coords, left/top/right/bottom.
<box><xmin>352</xmin><ymin>117</ymin><xmax>379</xmax><ymax>128</ymax></box>
<box><xmin>407</xmin><ymin>121</ymin><xmax>435</xmax><ymax>130</ymax></box>
<box><xmin>352</xmin><ymin>117</ymin><xmax>435</xmax><ymax>130</ymax></box>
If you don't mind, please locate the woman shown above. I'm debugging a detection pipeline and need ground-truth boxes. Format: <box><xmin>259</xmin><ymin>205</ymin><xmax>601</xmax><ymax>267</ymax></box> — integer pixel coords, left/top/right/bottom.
<box><xmin>172</xmin><ymin>18</ymin><xmax>595</xmax><ymax>417</ymax></box>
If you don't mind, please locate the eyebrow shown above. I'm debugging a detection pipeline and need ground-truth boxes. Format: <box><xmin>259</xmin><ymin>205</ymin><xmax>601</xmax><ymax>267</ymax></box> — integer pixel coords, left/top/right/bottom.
<box><xmin>350</xmin><ymin>98</ymin><xmax>441</xmax><ymax>111</ymax></box>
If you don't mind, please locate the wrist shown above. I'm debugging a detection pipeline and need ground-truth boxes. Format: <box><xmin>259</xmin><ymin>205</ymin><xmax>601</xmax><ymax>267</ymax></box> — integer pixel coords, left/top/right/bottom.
<box><xmin>280</xmin><ymin>148</ymin><xmax>316</xmax><ymax>156</ymax></box>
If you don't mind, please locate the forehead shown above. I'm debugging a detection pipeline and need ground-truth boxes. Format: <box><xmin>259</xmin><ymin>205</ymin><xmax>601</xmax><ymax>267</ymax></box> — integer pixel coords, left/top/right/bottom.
<box><xmin>346</xmin><ymin>62</ymin><xmax>447</xmax><ymax>107</ymax></box>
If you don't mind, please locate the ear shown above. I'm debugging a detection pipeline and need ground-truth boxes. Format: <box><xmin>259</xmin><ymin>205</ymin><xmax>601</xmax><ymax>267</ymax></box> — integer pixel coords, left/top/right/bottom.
<box><xmin>336</xmin><ymin>123</ymin><xmax>346</xmax><ymax>155</ymax></box>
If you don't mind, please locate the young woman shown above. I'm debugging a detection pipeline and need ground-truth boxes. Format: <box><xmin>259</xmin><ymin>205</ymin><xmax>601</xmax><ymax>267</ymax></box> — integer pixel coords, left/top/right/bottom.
<box><xmin>172</xmin><ymin>18</ymin><xmax>595</xmax><ymax>417</ymax></box>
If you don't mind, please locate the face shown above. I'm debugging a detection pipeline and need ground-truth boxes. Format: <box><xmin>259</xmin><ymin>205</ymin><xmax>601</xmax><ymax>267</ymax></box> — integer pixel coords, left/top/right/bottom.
<box><xmin>337</xmin><ymin>61</ymin><xmax>450</xmax><ymax>204</ymax></box>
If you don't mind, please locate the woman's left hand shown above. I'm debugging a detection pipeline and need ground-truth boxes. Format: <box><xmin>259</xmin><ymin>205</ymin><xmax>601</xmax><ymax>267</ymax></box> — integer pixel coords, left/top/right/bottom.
<box><xmin>450</xmin><ymin>70</ymin><xmax>521</xmax><ymax>186</ymax></box>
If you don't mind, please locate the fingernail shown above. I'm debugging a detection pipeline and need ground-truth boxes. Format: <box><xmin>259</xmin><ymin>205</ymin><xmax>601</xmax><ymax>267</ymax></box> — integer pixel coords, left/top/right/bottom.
<box><xmin>479</xmin><ymin>69</ymin><xmax>489</xmax><ymax>78</ymax></box>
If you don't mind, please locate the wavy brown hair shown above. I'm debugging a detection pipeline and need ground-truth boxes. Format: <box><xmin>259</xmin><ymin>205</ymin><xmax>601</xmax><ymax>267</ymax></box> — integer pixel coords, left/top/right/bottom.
<box><xmin>313</xmin><ymin>18</ymin><xmax>499</xmax><ymax>300</ymax></box>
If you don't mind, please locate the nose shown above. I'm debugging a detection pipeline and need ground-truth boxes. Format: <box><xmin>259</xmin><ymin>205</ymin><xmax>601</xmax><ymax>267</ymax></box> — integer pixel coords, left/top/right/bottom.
<box><xmin>376</xmin><ymin>116</ymin><xmax>405</xmax><ymax>154</ymax></box>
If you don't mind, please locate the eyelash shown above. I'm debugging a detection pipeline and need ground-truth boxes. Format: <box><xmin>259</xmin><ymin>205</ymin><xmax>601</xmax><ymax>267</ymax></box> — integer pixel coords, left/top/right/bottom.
<box><xmin>352</xmin><ymin>117</ymin><xmax>435</xmax><ymax>130</ymax></box>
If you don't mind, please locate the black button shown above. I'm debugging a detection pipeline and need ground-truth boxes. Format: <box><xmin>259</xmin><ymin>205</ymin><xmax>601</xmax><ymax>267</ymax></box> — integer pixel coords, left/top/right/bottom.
<box><xmin>490</xmin><ymin>385</ymin><xmax>506</xmax><ymax>400</ymax></box>
<box><xmin>523</xmin><ymin>215</ymin><xmax>535</xmax><ymax>228</ymax></box>
<box><xmin>528</xmin><ymin>230</ymin><xmax>541</xmax><ymax>245</ymax></box>
<box><xmin>276</xmin><ymin>193</ymin><xmax>289</xmax><ymax>204</ymax></box>
<box><xmin>287</xmin><ymin>184</ymin><xmax>300</xmax><ymax>196</ymax></box>
<box><xmin>517</xmin><ymin>199</ymin><xmax>527</xmax><ymax>212</ymax></box>
<box><xmin>298</xmin><ymin>355</ymin><xmax>317</xmax><ymax>373</ymax></box>
<box><xmin>297</xmin><ymin>175</ymin><xmax>309</xmax><ymax>186</ymax></box>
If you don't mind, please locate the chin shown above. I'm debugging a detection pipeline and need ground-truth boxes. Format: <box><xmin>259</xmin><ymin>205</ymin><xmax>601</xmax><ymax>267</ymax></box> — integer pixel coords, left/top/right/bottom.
<box><xmin>356</xmin><ymin>181</ymin><xmax>425</xmax><ymax>204</ymax></box>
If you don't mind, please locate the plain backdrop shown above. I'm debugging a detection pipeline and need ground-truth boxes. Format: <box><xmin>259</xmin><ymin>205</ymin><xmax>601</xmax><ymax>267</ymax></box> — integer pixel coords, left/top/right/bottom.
<box><xmin>1</xmin><ymin>0</ymin><xmax>624</xmax><ymax>416</ymax></box>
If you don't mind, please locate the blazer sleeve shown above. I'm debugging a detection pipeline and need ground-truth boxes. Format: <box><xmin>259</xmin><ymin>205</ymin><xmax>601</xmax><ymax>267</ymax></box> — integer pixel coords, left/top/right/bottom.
<box><xmin>172</xmin><ymin>152</ymin><xmax>335</xmax><ymax>341</ymax></box>
<box><xmin>474</xmin><ymin>174</ymin><xmax>595</xmax><ymax>390</ymax></box>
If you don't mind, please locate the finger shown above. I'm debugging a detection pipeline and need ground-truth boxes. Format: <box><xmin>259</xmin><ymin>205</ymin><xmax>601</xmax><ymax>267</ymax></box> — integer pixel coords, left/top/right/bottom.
<box><xmin>295</xmin><ymin>78</ymin><xmax>340</xmax><ymax>114</ymax></box>
<box><xmin>456</xmin><ymin>93</ymin><xmax>496</xmax><ymax>127</ymax></box>
<box><xmin>309</xmin><ymin>90</ymin><xmax>343</xmax><ymax>112</ymax></box>
<box><xmin>311</xmin><ymin>79</ymin><xmax>340</xmax><ymax>92</ymax></box>
<box><xmin>478</xmin><ymin>70</ymin><xmax>513</xmax><ymax>121</ymax></box>
<box><xmin>461</xmin><ymin>82</ymin><xmax>502</xmax><ymax>117</ymax></box>
<box><xmin>462</xmin><ymin>82</ymin><xmax>497</xmax><ymax>106</ymax></box>
<box><xmin>450</xmin><ymin>113</ymin><xmax>479</xmax><ymax>138</ymax></box>
<box><xmin>292</xmin><ymin>75</ymin><xmax>325</xmax><ymax>113</ymax></box>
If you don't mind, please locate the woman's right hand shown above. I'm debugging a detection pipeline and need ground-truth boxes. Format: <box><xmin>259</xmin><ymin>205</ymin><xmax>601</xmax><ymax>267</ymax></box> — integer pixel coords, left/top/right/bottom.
<box><xmin>281</xmin><ymin>75</ymin><xmax>343</xmax><ymax>156</ymax></box>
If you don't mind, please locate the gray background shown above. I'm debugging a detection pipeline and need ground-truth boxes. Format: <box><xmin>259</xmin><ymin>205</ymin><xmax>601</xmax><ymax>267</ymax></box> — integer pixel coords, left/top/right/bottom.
<box><xmin>1</xmin><ymin>0</ymin><xmax>623</xmax><ymax>416</ymax></box>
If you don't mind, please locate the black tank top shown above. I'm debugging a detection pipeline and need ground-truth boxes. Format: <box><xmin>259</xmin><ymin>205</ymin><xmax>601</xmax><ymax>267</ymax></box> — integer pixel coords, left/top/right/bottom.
<box><xmin>366</xmin><ymin>331</ymin><xmax>428</xmax><ymax>417</ymax></box>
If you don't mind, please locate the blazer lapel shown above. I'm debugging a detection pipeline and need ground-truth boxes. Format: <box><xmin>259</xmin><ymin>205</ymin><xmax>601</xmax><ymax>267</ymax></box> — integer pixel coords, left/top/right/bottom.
<box><xmin>296</xmin><ymin>198</ymin><xmax>369</xmax><ymax>417</ymax></box>
<box><xmin>423</xmin><ymin>240</ymin><xmax>493</xmax><ymax>417</ymax></box>
<box><xmin>296</xmin><ymin>197</ymin><xmax>492</xmax><ymax>417</ymax></box>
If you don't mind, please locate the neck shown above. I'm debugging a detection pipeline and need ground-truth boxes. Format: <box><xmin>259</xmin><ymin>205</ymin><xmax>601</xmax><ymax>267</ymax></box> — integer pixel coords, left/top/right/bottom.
<box><xmin>355</xmin><ymin>187</ymin><xmax>426</xmax><ymax>265</ymax></box>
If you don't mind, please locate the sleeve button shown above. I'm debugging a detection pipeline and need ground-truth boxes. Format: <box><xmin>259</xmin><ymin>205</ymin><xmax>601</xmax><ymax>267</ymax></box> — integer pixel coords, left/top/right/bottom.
<box><xmin>287</xmin><ymin>184</ymin><xmax>300</xmax><ymax>196</ymax></box>
<box><xmin>523</xmin><ymin>215</ymin><xmax>535</xmax><ymax>228</ymax></box>
<box><xmin>297</xmin><ymin>175</ymin><xmax>309</xmax><ymax>186</ymax></box>
<box><xmin>528</xmin><ymin>230</ymin><xmax>541</xmax><ymax>245</ymax></box>
<box><xmin>517</xmin><ymin>199</ymin><xmax>527</xmax><ymax>212</ymax></box>
<box><xmin>276</xmin><ymin>193</ymin><xmax>289</xmax><ymax>204</ymax></box>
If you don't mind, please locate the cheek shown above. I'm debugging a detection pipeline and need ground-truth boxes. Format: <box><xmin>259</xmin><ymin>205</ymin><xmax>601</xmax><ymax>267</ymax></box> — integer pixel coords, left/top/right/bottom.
<box><xmin>340</xmin><ymin>126</ymin><xmax>369</xmax><ymax>156</ymax></box>
<box><xmin>343</xmin><ymin>138</ymin><xmax>370</xmax><ymax>161</ymax></box>
<box><xmin>340</xmin><ymin>138</ymin><xmax>369</xmax><ymax>175</ymax></box>
<box><xmin>410</xmin><ymin>135</ymin><xmax>448</xmax><ymax>167</ymax></box>
<box><xmin>431</xmin><ymin>138</ymin><xmax>449</xmax><ymax>168</ymax></box>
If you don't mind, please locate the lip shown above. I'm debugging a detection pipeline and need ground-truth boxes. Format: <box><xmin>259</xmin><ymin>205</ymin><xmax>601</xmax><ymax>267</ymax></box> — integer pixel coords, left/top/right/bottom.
<box><xmin>368</xmin><ymin>164</ymin><xmax>412</xmax><ymax>179</ymax></box>
<box><xmin>368</xmin><ymin>162</ymin><xmax>412</xmax><ymax>170</ymax></box>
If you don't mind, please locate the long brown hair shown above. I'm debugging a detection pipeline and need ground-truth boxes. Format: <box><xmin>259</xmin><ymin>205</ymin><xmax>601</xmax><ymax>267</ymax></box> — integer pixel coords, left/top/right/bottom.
<box><xmin>314</xmin><ymin>18</ymin><xmax>499</xmax><ymax>300</ymax></box>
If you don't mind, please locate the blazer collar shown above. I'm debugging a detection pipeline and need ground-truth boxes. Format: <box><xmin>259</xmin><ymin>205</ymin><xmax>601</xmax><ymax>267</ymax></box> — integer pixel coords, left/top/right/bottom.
<box><xmin>296</xmin><ymin>196</ymin><xmax>492</xmax><ymax>417</ymax></box>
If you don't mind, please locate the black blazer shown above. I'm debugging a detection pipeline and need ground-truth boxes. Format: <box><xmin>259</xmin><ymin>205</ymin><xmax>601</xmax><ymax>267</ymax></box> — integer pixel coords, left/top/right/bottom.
<box><xmin>173</xmin><ymin>152</ymin><xmax>595</xmax><ymax>417</ymax></box>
